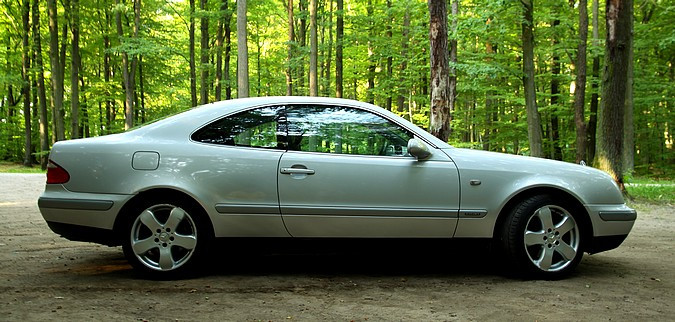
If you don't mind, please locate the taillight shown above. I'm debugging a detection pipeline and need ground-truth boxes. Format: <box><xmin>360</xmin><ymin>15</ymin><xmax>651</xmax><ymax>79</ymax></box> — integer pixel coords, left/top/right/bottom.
<box><xmin>46</xmin><ymin>160</ymin><xmax>70</xmax><ymax>184</ymax></box>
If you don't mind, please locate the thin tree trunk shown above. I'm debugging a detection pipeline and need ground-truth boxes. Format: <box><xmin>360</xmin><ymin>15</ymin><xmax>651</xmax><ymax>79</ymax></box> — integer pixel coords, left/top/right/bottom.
<box><xmin>116</xmin><ymin>0</ymin><xmax>133</xmax><ymax>130</ymax></box>
<box><xmin>335</xmin><ymin>0</ymin><xmax>343</xmax><ymax>98</ymax></box>
<box><xmin>139</xmin><ymin>55</ymin><xmax>146</xmax><ymax>123</ymax></box>
<box><xmin>286</xmin><ymin>0</ymin><xmax>295</xmax><ymax>96</ymax></box>
<box><xmin>21</xmin><ymin>0</ymin><xmax>31</xmax><ymax>166</ymax></box>
<box><xmin>366</xmin><ymin>0</ymin><xmax>375</xmax><ymax>104</ymax></box>
<box><xmin>596</xmin><ymin>0</ymin><xmax>632</xmax><ymax>188</ymax></box>
<box><xmin>224</xmin><ymin>4</ymin><xmax>232</xmax><ymax>100</ymax></box>
<box><xmin>428</xmin><ymin>0</ymin><xmax>452</xmax><ymax>141</ymax></box>
<box><xmin>70</xmin><ymin>0</ymin><xmax>80</xmax><ymax>138</ymax></box>
<box><xmin>47</xmin><ymin>0</ymin><xmax>65</xmax><ymax>141</ymax></box>
<box><xmin>550</xmin><ymin>19</ymin><xmax>562</xmax><ymax>160</ymax></box>
<box><xmin>189</xmin><ymin>0</ymin><xmax>197</xmax><ymax>106</ymax></box>
<box><xmin>396</xmin><ymin>7</ymin><xmax>410</xmax><ymax>112</ymax></box>
<box><xmin>323</xmin><ymin>0</ymin><xmax>333</xmax><ymax>97</ymax></box>
<box><xmin>449</xmin><ymin>0</ymin><xmax>458</xmax><ymax>137</ymax></box>
<box><xmin>200</xmin><ymin>0</ymin><xmax>209</xmax><ymax>104</ymax></box>
<box><xmin>32</xmin><ymin>0</ymin><xmax>48</xmax><ymax>169</ymax></box>
<box><xmin>574</xmin><ymin>0</ymin><xmax>588</xmax><ymax>164</ymax></box>
<box><xmin>215</xmin><ymin>0</ymin><xmax>227</xmax><ymax>101</ymax></box>
<box><xmin>309</xmin><ymin>0</ymin><xmax>318</xmax><ymax>96</ymax></box>
<box><xmin>384</xmin><ymin>0</ymin><xmax>393</xmax><ymax>110</ymax></box>
<box><xmin>237</xmin><ymin>0</ymin><xmax>249</xmax><ymax>97</ymax></box>
<box><xmin>588</xmin><ymin>0</ymin><xmax>599</xmax><ymax>162</ymax></box>
<box><xmin>521</xmin><ymin>0</ymin><xmax>543</xmax><ymax>157</ymax></box>
<box><xmin>297</xmin><ymin>0</ymin><xmax>307</xmax><ymax>94</ymax></box>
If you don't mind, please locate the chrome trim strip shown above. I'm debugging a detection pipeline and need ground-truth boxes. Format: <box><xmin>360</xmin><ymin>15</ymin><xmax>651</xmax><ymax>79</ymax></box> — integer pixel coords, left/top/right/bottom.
<box><xmin>215</xmin><ymin>204</ymin><xmax>280</xmax><ymax>214</ymax></box>
<box><xmin>599</xmin><ymin>210</ymin><xmax>637</xmax><ymax>221</ymax></box>
<box><xmin>280</xmin><ymin>206</ymin><xmax>458</xmax><ymax>218</ymax></box>
<box><xmin>38</xmin><ymin>197</ymin><xmax>113</xmax><ymax>211</ymax></box>
<box><xmin>458</xmin><ymin>209</ymin><xmax>488</xmax><ymax>219</ymax></box>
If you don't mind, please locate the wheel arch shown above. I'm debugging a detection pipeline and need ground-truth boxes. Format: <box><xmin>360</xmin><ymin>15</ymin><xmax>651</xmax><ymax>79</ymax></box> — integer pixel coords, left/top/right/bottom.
<box><xmin>113</xmin><ymin>188</ymin><xmax>215</xmax><ymax>240</ymax></box>
<box><xmin>492</xmin><ymin>186</ymin><xmax>593</xmax><ymax>250</ymax></box>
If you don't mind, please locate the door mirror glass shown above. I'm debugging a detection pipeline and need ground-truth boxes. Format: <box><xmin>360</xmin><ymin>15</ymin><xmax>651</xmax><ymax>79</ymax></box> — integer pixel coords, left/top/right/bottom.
<box><xmin>407</xmin><ymin>138</ymin><xmax>431</xmax><ymax>160</ymax></box>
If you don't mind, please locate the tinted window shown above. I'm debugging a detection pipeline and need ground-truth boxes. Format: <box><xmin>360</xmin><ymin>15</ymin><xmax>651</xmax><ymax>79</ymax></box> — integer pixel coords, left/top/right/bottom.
<box><xmin>192</xmin><ymin>106</ymin><xmax>284</xmax><ymax>149</ymax></box>
<box><xmin>285</xmin><ymin>105</ymin><xmax>413</xmax><ymax>156</ymax></box>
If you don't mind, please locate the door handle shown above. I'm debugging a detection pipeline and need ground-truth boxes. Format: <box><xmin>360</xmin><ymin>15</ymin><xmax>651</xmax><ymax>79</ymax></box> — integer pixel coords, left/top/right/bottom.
<box><xmin>280</xmin><ymin>167</ymin><xmax>315</xmax><ymax>175</ymax></box>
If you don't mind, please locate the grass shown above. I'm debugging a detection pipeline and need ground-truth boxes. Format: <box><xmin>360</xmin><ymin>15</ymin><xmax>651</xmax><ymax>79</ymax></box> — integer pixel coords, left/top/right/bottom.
<box><xmin>0</xmin><ymin>161</ymin><xmax>46</xmax><ymax>173</ymax></box>
<box><xmin>625</xmin><ymin>176</ymin><xmax>675</xmax><ymax>204</ymax></box>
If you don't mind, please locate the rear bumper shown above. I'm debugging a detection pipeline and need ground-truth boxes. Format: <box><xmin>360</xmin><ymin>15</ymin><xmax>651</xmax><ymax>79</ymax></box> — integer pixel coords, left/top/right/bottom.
<box><xmin>38</xmin><ymin>184</ymin><xmax>132</xmax><ymax>241</ymax></box>
<box><xmin>46</xmin><ymin>221</ymin><xmax>119</xmax><ymax>246</ymax></box>
<box><xmin>587</xmin><ymin>234</ymin><xmax>629</xmax><ymax>254</ymax></box>
<box><xmin>586</xmin><ymin>204</ymin><xmax>637</xmax><ymax>237</ymax></box>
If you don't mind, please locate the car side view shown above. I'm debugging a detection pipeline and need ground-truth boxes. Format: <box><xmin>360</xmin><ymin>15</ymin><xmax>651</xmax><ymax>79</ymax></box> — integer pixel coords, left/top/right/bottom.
<box><xmin>38</xmin><ymin>96</ymin><xmax>636</xmax><ymax>279</ymax></box>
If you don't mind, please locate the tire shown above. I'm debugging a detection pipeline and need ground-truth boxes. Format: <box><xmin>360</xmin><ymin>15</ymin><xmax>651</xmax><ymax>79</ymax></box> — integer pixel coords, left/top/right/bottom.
<box><xmin>500</xmin><ymin>194</ymin><xmax>584</xmax><ymax>279</ymax></box>
<box><xmin>121</xmin><ymin>196</ymin><xmax>212</xmax><ymax>279</ymax></box>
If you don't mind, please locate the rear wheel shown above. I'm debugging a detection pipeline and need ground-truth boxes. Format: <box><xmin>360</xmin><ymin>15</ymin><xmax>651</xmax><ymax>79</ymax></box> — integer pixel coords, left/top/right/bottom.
<box><xmin>121</xmin><ymin>197</ymin><xmax>211</xmax><ymax>278</ymax></box>
<box><xmin>501</xmin><ymin>194</ymin><xmax>584</xmax><ymax>279</ymax></box>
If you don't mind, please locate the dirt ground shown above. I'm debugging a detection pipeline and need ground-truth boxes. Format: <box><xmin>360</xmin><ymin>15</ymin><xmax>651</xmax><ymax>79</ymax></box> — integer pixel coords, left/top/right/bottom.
<box><xmin>1</xmin><ymin>173</ymin><xmax>673</xmax><ymax>321</ymax></box>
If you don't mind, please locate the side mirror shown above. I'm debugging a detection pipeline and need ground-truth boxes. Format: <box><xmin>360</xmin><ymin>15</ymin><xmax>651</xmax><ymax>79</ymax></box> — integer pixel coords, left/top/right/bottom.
<box><xmin>407</xmin><ymin>138</ymin><xmax>431</xmax><ymax>160</ymax></box>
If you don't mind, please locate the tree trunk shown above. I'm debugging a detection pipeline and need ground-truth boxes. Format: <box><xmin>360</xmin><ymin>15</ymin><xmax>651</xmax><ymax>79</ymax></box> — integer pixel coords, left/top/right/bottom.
<box><xmin>224</xmin><ymin>4</ymin><xmax>232</xmax><ymax>100</ymax></box>
<box><xmin>116</xmin><ymin>0</ymin><xmax>133</xmax><ymax>130</ymax></box>
<box><xmin>47</xmin><ymin>0</ymin><xmax>65</xmax><ymax>141</ymax></box>
<box><xmin>574</xmin><ymin>0</ymin><xmax>588</xmax><ymax>164</ymax></box>
<box><xmin>200</xmin><ymin>0</ymin><xmax>209</xmax><ymax>104</ymax></box>
<box><xmin>21</xmin><ymin>0</ymin><xmax>32</xmax><ymax>166</ymax></box>
<box><xmin>215</xmin><ymin>0</ymin><xmax>227</xmax><ymax>101</ymax></box>
<box><xmin>70</xmin><ymin>0</ymin><xmax>80</xmax><ymax>138</ymax></box>
<box><xmin>448</xmin><ymin>0</ymin><xmax>458</xmax><ymax>129</ymax></box>
<box><xmin>588</xmin><ymin>0</ymin><xmax>600</xmax><ymax>162</ymax></box>
<box><xmin>309</xmin><ymin>0</ymin><xmax>318</xmax><ymax>96</ymax></box>
<box><xmin>623</xmin><ymin>1</ymin><xmax>634</xmax><ymax>174</ymax></box>
<box><xmin>323</xmin><ymin>0</ymin><xmax>333</xmax><ymax>97</ymax></box>
<box><xmin>189</xmin><ymin>0</ymin><xmax>197</xmax><ymax>106</ymax></box>
<box><xmin>297</xmin><ymin>0</ymin><xmax>307</xmax><ymax>94</ymax></box>
<box><xmin>428</xmin><ymin>0</ymin><xmax>452</xmax><ymax>141</ymax></box>
<box><xmin>396</xmin><ymin>7</ymin><xmax>410</xmax><ymax>112</ymax></box>
<box><xmin>286</xmin><ymin>0</ymin><xmax>295</xmax><ymax>95</ymax></box>
<box><xmin>596</xmin><ymin>0</ymin><xmax>632</xmax><ymax>188</ymax></box>
<box><xmin>335</xmin><ymin>0</ymin><xmax>343</xmax><ymax>98</ymax></box>
<box><xmin>366</xmin><ymin>0</ymin><xmax>375</xmax><ymax>104</ymax></box>
<box><xmin>237</xmin><ymin>0</ymin><xmax>249</xmax><ymax>97</ymax></box>
<box><xmin>32</xmin><ymin>0</ymin><xmax>49</xmax><ymax>169</ymax></box>
<box><xmin>521</xmin><ymin>0</ymin><xmax>543</xmax><ymax>157</ymax></box>
<box><xmin>550</xmin><ymin>19</ymin><xmax>562</xmax><ymax>160</ymax></box>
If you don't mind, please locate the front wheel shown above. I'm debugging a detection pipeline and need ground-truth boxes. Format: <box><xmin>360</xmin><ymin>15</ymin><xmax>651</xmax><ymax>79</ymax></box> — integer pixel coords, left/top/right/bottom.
<box><xmin>500</xmin><ymin>195</ymin><xmax>585</xmax><ymax>279</ymax></box>
<box><xmin>121</xmin><ymin>197</ymin><xmax>211</xmax><ymax>278</ymax></box>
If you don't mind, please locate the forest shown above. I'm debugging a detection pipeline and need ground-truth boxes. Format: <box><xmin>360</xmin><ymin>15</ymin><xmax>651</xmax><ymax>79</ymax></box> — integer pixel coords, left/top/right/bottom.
<box><xmin>0</xmin><ymin>0</ymin><xmax>673</xmax><ymax>182</ymax></box>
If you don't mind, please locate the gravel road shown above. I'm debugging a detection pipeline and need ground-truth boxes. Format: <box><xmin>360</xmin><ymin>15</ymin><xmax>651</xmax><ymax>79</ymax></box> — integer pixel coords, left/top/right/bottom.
<box><xmin>1</xmin><ymin>173</ymin><xmax>673</xmax><ymax>321</ymax></box>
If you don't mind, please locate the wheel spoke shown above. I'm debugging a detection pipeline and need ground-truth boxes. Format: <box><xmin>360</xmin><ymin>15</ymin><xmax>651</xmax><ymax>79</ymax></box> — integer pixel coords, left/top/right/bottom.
<box><xmin>536</xmin><ymin>206</ymin><xmax>554</xmax><ymax>230</ymax></box>
<box><xmin>158</xmin><ymin>247</ymin><xmax>175</xmax><ymax>270</ymax></box>
<box><xmin>165</xmin><ymin>207</ymin><xmax>186</xmax><ymax>231</ymax></box>
<box><xmin>173</xmin><ymin>234</ymin><xmax>197</xmax><ymax>250</ymax></box>
<box><xmin>132</xmin><ymin>237</ymin><xmax>157</xmax><ymax>255</ymax></box>
<box><xmin>525</xmin><ymin>230</ymin><xmax>546</xmax><ymax>246</ymax></box>
<box><xmin>139</xmin><ymin>209</ymin><xmax>162</xmax><ymax>232</ymax></box>
<box><xmin>536</xmin><ymin>246</ymin><xmax>555</xmax><ymax>271</ymax></box>
<box><xmin>556</xmin><ymin>215</ymin><xmax>576</xmax><ymax>235</ymax></box>
<box><xmin>556</xmin><ymin>241</ymin><xmax>577</xmax><ymax>261</ymax></box>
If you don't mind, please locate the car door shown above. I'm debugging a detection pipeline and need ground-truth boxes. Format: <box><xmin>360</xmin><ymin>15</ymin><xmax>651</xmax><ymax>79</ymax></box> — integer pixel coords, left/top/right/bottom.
<box><xmin>277</xmin><ymin>104</ymin><xmax>460</xmax><ymax>237</ymax></box>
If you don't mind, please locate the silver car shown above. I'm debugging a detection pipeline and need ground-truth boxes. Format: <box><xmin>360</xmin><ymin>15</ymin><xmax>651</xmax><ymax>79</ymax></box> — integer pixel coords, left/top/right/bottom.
<box><xmin>38</xmin><ymin>96</ymin><xmax>636</xmax><ymax>279</ymax></box>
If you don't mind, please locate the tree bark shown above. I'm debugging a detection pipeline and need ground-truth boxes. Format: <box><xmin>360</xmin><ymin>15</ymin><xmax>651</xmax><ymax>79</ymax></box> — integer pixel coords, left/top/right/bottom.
<box><xmin>588</xmin><ymin>0</ymin><xmax>599</xmax><ymax>162</ymax></box>
<box><xmin>215</xmin><ymin>0</ymin><xmax>227</xmax><ymax>101</ymax></box>
<box><xmin>596</xmin><ymin>0</ymin><xmax>632</xmax><ymax>188</ymax></box>
<box><xmin>309</xmin><ymin>0</ymin><xmax>318</xmax><ymax>96</ymax></box>
<box><xmin>574</xmin><ymin>0</ymin><xmax>588</xmax><ymax>164</ymax></box>
<box><xmin>116</xmin><ymin>0</ymin><xmax>134</xmax><ymax>130</ymax></box>
<box><xmin>189</xmin><ymin>0</ymin><xmax>197</xmax><ymax>106</ymax></box>
<box><xmin>428</xmin><ymin>0</ymin><xmax>452</xmax><ymax>141</ymax></box>
<box><xmin>32</xmin><ymin>0</ymin><xmax>49</xmax><ymax>169</ymax></box>
<box><xmin>47</xmin><ymin>0</ymin><xmax>65</xmax><ymax>141</ymax></box>
<box><xmin>335</xmin><ymin>0</ymin><xmax>343</xmax><ymax>98</ymax></box>
<box><xmin>70</xmin><ymin>0</ymin><xmax>80</xmax><ymax>138</ymax></box>
<box><xmin>21</xmin><ymin>0</ymin><xmax>31</xmax><ymax>166</ymax></box>
<box><xmin>286</xmin><ymin>0</ymin><xmax>295</xmax><ymax>96</ymax></box>
<box><xmin>366</xmin><ymin>0</ymin><xmax>375</xmax><ymax>104</ymax></box>
<box><xmin>237</xmin><ymin>0</ymin><xmax>249</xmax><ymax>97</ymax></box>
<box><xmin>200</xmin><ymin>0</ymin><xmax>209</xmax><ymax>104</ymax></box>
<box><xmin>323</xmin><ymin>0</ymin><xmax>333</xmax><ymax>97</ymax></box>
<box><xmin>448</xmin><ymin>0</ymin><xmax>458</xmax><ymax>128</ymax></box>
<box><xmin>550</xmin><ymin>19</ymin><xmax>562</xmax><ymax>160</ymax></box>
<box><xmin>623</xmin><ymin>1</ymin><xmax>634</xmax><ymax>174</ymax></box>
<box><xmin>224</xmin><ymin>3</ymin><xmax>232</xmax><ymax>100</ymax></box>
<box><xmin>521</xmin><ymin>0</ymin><xmax>543</xmax><ymax>157</ymax></box>
<box><xmin>396</xmin><ymin>7</ymin><xmax>410</xmax><ymax>112</ymax></box>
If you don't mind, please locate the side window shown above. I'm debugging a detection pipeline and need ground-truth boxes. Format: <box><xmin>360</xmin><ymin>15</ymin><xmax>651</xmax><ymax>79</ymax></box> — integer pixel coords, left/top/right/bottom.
<box><xmin>191</xmin><ymin>106</ymin><xmax>284</xmax><ymax>149</ymax></box>
<box><xmin>285</xmin><ymin>105</ymin><xmax>413</xmax><ymax>156</ymax></box>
